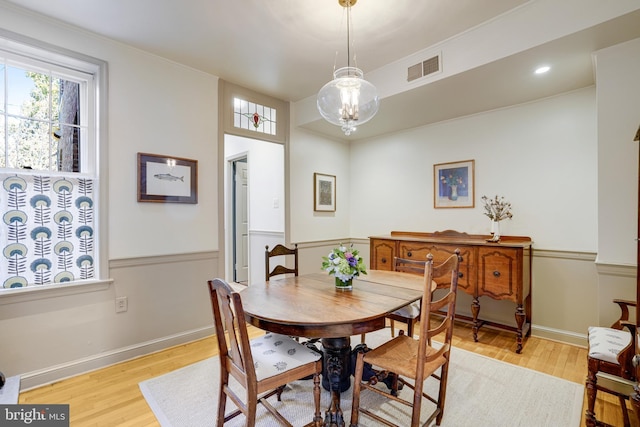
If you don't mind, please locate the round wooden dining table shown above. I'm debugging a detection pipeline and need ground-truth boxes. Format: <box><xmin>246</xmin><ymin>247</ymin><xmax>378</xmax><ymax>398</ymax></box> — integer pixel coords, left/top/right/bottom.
<box><xmin>240</xmin><ymin>270</ymin><xmax>428</xmax><ymax>427</ymax></box>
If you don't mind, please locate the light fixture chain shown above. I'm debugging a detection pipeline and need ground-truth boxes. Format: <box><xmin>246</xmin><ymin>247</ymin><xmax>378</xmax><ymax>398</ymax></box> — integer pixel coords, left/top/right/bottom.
<box><xmin>346</xmin><ymin>1</ymin><xmax>351</xmax><ymax>69</ymax></box>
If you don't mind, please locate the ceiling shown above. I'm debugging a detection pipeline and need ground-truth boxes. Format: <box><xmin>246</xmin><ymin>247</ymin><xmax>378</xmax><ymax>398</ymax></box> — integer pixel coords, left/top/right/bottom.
<box><xmin>4</xmin><ymin>0</ymin><xmax>640</xmax><ymax>140</ymax></box>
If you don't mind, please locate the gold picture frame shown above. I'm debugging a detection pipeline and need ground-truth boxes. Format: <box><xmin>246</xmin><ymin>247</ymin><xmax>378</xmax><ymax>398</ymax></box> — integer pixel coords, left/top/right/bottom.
<box><xmin>434</xmin><ymin>159</ymin><xmax>475</xmax><ymax>209</ymax></box>
<box><xmin>314</xmin><ymin>173</ymin><xmax>336</xmax><ymax>212</ymax></box>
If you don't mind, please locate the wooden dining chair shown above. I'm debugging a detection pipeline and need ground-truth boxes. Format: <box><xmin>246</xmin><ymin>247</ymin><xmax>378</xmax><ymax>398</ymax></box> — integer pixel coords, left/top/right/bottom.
<box><xmin>265</xmin><ymin>243</ymin><xmax>298</xmax><ymax>281</ymax></box>
<box><xmin>387</xmin><ymin>257</ymin><xmax>427</xmax><ymax>338</ymax></box>
<box><xmin>265</xmin><ymin>243</ymin><xmax>314</xmax><ymax>343</ymax></box>
<box><xmin>585</xmin><ymin>299</ymin><xmax>638</xmax><ymax>427</ymax></box>
<box><xmin>208</xmin><ymin>278</ymin><xmax>323</xmax><ymax>427</ymax></box>
<box><xmin>350</xmin><ymin>250</ymin><xmax>461</xmax><ymax>427</ymax></box>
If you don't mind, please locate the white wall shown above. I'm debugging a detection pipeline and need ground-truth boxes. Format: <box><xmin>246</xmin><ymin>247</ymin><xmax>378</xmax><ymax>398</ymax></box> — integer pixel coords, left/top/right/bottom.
<box><xmin>289</xmin><ymin>128</ymin><xmax>351</xmax><ymax>243</ymax></box>
<box><xmin>595</xmin><ymin>37</ymin><xmax>640</xmax><ymax>266</ymax></box>
<box><xmin>594</xmin><ymin>37</ymin><xmax>640</xmax><ymax>326</ymax></box>
<box><xmin>349</xmin><ymin>88</ymin><xmax>598</xmax><ymax>251</ymax></box>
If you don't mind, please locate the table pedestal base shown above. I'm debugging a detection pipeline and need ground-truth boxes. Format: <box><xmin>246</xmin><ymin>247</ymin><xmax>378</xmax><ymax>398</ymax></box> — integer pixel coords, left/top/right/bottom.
<box><xmin>321</xmin><ymin>337</ymin><xmax>351</xmax><ymax>427</ymax></box>
<box><xmin>321</xmin><ymin>337</ymin><xmax>352</xmax><ymax>392</ymax></box>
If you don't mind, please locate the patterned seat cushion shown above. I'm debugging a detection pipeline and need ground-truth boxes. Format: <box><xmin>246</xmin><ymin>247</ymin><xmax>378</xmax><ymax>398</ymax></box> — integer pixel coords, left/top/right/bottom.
<box><xmin>250</xmin><ymin>333</ymin><xmax>321</xmax><ymax>381</ymax></box>
<box><xmin>588</xmin><ymin>326</ymin><xmax>632</xmax><ymax>365</ymax></box>
<box><xmin>392</xmin><ymin>301</ymin><xmax>421</xmax><ymax>319</ymax></box>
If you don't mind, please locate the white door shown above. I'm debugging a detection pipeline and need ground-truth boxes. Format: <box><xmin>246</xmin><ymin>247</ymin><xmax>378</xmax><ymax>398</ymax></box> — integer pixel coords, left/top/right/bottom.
<box><xmin>233</xmin><ymin>159</ymin><xmax>249</xmax><ymax>283</ymax></box>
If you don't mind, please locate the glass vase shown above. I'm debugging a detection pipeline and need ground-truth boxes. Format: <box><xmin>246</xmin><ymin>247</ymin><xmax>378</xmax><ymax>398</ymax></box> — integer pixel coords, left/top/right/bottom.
<box><xmin>335</xmin><ymin>277</ymin><xmax>353</xmax><ymax>290</ymax></box>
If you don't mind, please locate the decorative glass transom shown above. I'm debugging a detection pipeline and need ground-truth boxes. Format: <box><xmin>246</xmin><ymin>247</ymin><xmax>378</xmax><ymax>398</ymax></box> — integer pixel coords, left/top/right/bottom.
<box><xmin>233</xmin><ymin>98</ymin><xmax>276</xmax><ymax>135</ymax></box>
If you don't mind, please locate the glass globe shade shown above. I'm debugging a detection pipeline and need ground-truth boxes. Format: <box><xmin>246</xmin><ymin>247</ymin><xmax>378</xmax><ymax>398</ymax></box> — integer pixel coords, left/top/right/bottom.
<box><xmin>317</xmin><ymin>67</ymin><xmax>379</xmax><ymax>136</ymax></box>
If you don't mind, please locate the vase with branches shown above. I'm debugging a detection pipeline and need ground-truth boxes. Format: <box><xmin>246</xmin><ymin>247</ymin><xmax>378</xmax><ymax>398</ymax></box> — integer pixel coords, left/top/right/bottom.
<box><xmin>481</xmin><ymin>195</ymin><xmax>513</xmax><ymax>242</ymax></box>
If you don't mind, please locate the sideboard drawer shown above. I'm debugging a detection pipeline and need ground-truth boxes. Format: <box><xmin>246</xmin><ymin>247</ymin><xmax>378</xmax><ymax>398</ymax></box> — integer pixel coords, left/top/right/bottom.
<box><xmin>397</xmin><ymin>241</ymin><xmax>432</xmax><ymax>261</ymax></box>
<box><xmin>398</xmin><ymin>242</ymin><xmax>474</xmax><ymax>293</ymax></box>
<box><xmin>370</xmin><ymin>238</ymin><xmax>395</xmax><ymax>271</ymax></box>
<box><xmin>478</xmin><ymin>246</ymin><xmax>522</xmax><ymax>302</ymax></box>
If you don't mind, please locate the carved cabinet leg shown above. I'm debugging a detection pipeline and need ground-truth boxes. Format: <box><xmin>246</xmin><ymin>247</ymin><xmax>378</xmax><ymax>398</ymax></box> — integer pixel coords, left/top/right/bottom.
<box><xmin>515</xmin><ymin>304</ymin><xmax>525</xmax><ymax>354</ymax></box>
<box><xmin>471</xmin><ymin>297</ymin><xmax>480</xmax><ymax>342</ymax></box>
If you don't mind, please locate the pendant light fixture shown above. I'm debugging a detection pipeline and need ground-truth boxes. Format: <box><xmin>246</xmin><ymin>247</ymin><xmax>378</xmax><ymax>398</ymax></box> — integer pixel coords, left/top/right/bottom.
<box><xmin>317</xmin><ymin>0</ymin><xmax>379</xmax><ymax>136</ymax></box>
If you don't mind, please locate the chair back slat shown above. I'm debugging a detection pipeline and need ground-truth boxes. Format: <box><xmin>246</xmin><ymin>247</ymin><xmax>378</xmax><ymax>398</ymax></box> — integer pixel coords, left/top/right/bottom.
<box><xmin>393</xmin><ymin>257</ymin><xmax>426</xmax><ymax>275</ymax></box>
<box><xmin>208</xmin><ymin>279</ymin><xmax>257</xmax><ymax>384</ymax></box>
<box><xmin>417</xmin><ymin>250</ymin><xmax>460</xmax><ymax>370</ymax></box>
<box><xmin>265</xmin><ymin>244</ymin><xmax>299</xmax><ymax>281</ymax></box>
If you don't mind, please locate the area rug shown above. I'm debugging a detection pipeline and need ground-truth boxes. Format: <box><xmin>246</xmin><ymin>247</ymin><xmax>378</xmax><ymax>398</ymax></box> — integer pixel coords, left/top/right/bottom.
<box><xmin>139</xmin><ymin>329</ymin><xmax>584</xmax><ymax>426</ymax></box>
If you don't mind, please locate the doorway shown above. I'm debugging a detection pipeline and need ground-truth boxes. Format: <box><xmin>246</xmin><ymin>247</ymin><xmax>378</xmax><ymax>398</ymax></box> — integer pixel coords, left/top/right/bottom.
<box><xmin>224</xmin><ymin>135</ymin><xmax>285</xmax><ymax>284</ymax></box>
<box><xmin>232</xmin><ymin>157</ymin><xmax>248</xmax><ymax>283</ymax></box>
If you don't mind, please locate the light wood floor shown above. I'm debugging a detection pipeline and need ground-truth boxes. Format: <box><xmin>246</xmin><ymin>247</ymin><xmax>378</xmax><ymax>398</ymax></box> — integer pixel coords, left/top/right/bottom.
<box><xmin>19</xmin><ymin>321</ymin><xmax>636</xmax><ymax>426</ymax></box>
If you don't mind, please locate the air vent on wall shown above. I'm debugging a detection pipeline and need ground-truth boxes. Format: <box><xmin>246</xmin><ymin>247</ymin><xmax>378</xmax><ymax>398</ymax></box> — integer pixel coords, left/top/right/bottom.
<box><xmin>407</xmin><ymin>53</ymin><xmax>441</xmax><ymax>82</ymax></box>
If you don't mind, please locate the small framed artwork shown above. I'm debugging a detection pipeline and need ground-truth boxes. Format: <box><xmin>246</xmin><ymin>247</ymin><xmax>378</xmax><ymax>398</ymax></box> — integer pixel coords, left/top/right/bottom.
<box><xmin>137</xmin><ymin>153</ymin><xmax>198</xmax><ymax>204</ymax></box>
<box><xmin>314</xmin><ymin>172</ymin><xmax>336</xmax><ymax>212</ymax></box>
<box><xmin>434</xmin><ymin>159</ymin><xmax>475</xmax><ymax>209</ymax></box>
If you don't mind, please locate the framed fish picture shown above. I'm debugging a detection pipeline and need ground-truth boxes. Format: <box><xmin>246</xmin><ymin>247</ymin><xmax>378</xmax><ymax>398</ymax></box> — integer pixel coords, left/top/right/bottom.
<box><xmin>137</xmin><ymin>153</ymin><xmax>198</xmax><ymax>203</ymax></box>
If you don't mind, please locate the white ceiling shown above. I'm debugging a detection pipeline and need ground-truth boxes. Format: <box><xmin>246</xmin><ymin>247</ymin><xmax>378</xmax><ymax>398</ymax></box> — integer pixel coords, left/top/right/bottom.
<box><xmin>4</xmin><ymin>0</ymin><xmax>640</xmax><ymax>140</ymax></box>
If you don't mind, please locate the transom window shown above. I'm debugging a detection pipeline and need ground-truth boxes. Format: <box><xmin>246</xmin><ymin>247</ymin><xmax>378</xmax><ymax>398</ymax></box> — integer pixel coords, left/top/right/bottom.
<box><xmin>233</xmin><ymin>97</ymin><xmax>277</xmax><ymax>136</ymax></box>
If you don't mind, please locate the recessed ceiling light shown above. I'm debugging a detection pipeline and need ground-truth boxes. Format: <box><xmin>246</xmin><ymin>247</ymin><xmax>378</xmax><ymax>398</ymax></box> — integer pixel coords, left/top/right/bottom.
<box><xmin>535</xmin><ymin>66</ymin><xmax>550</xmax><ymax>74</ymax></box>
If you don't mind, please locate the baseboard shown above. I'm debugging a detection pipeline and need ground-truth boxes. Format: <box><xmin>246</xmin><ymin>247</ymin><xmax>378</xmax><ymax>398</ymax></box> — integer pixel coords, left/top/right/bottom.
<box><xmin>531</xmin><ymin>324</ymin><xmax>587</xmax><ymax>348</ymax></box>
<box><xmin>19</xmin><ymin>325</ymin><xmax>215</xmax><ymax>391</ymax></box>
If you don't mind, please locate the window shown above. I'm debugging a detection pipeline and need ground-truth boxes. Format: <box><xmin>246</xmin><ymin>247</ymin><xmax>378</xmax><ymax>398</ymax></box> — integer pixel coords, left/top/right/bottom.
<box><xmin>233</xmin><ymin>97</ymin><xmax>277</xmax><ymax>136</ymax></box>
<box><xmin>220</xmin><ymin>80</ymin><xmax>288</xmax><ymax>145</ymax></box>
<box><xmin>0</xmin><ymin>30</ymin><xmax>106</xmax><ymax>291</ymax></box>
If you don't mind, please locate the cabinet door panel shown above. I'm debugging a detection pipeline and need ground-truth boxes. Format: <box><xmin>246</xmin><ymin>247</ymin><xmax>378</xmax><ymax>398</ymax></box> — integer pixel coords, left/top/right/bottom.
<box><xmin>478</xmin><ymin>247</ymin><xmax>521</xmax><ymax>302</ymax></box>
<box><xmin>398</xmin><ymin>242</ymin><xmax>474</xmax><ymax>294</ymax></box>
<box><xmin>370</xmin><ymin>239</ymin><xmax>395</xmax><ymax>271</ymax></box>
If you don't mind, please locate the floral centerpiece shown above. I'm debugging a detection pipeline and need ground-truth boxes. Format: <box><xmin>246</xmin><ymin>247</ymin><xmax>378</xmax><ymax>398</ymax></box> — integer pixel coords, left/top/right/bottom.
<box><xmin>321</xmin><ymin>243</ymin><xmax>367</xmax><ymax>290</ymax></box>
<box><xmin>481</xmin><ymin>195</ymin><xmax>513</xmax><ymax>242</ymax></box>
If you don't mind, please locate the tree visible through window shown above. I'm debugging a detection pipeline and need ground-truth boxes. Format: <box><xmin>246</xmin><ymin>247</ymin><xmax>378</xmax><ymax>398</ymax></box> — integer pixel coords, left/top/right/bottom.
<box><xmin>1</xmin><ymin>63</ymin><xmax>82</xmax><ymax>172</ymax></box>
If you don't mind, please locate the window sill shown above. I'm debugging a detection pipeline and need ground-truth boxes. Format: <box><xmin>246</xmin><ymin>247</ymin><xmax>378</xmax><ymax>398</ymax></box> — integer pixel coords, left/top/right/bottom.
<box><xmin>0</xmin><ymin>279</ymin><xmax>113</xmax><ymax>305</ymax></box>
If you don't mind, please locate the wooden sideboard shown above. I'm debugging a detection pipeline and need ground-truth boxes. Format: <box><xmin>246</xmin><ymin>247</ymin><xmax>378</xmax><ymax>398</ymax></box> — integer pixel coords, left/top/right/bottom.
<box><xmin>370</xmin><ymin>230</ymin><xmax>533</xmax><ymax>353</ymax></box>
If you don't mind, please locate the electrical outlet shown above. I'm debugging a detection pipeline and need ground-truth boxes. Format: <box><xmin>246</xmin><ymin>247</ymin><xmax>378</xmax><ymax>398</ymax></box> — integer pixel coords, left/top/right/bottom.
<box><xmin>115</xmin><ymin>296</ymin><xmax>128</xmax><ymax>313</ymax></box>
